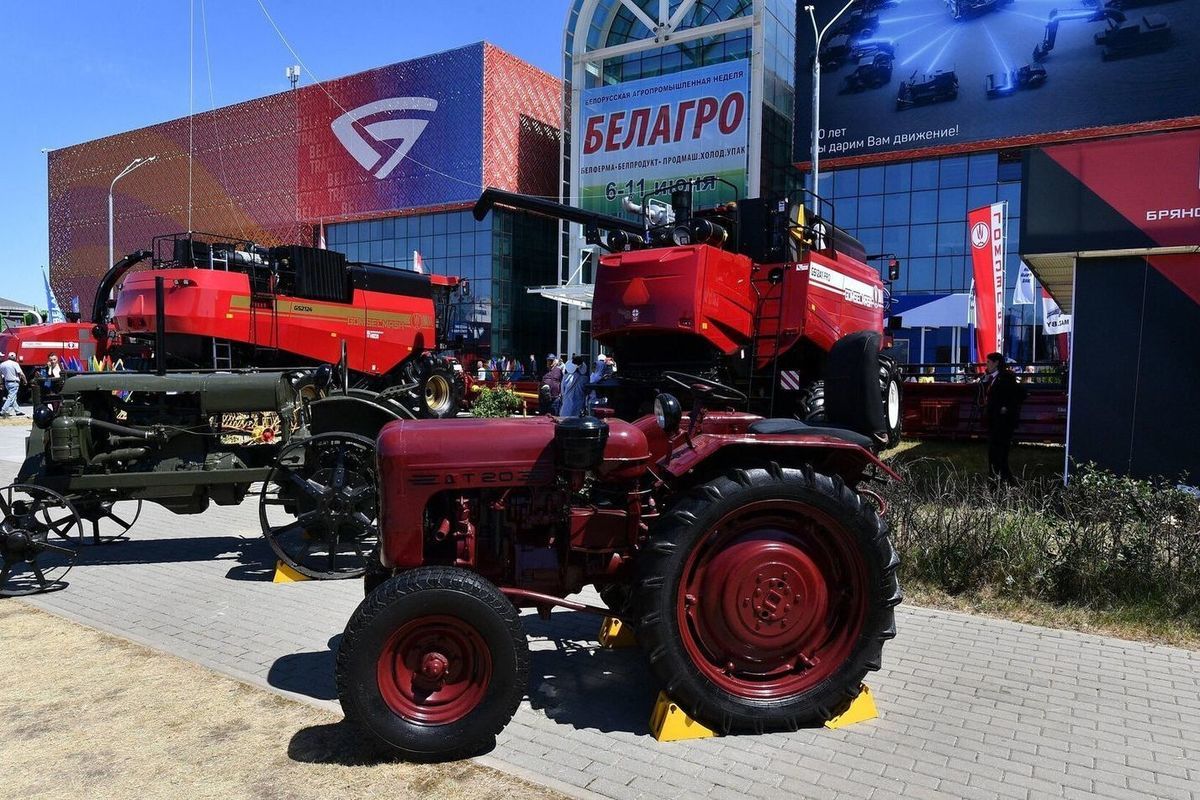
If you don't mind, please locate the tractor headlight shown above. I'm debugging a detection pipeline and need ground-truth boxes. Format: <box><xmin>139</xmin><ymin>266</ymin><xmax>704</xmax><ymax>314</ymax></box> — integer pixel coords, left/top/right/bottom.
<box><xmin>654</xmin><ymin>393</ymin><xmax>682</xmax><ymax>434</ymax></box>
<box><xmin>32</xmin><ymin>404</ymin><xmax>55</xmax><ymax>430</ymax></box>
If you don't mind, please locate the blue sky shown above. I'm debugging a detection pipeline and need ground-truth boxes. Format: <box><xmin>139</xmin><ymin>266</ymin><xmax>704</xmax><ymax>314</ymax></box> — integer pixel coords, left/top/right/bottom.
<box><xmin>0</xmin><ymin>0</ymin><xmax>569</xmax><ymax>308</ymax></box>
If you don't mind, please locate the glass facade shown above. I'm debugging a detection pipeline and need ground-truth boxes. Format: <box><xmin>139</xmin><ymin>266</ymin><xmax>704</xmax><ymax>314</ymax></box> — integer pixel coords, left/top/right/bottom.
<box><xmin>815</xmin><ymin>153</ymin><xmax>1045</xmax><ymax>364</ymax></box>
<box><xmin>326</xmin><ymin>207</ymin><xmax>557</xmax><ymax>364</ymax></box>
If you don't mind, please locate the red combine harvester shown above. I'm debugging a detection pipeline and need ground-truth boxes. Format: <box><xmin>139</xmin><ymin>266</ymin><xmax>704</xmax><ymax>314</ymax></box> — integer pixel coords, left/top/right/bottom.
<box><xmin>0</xmin><ymin>318</ymin><xmax>96</xmax><ymax>396</ymax></box>
<box><xmin>106</xmin><ymin>233</ymin><xmax>466</xmax><ymax>418</ymax></box>
<box><xmin>473</xmin><ymin>187</ymin><xmax>903</xmax><ymax>447</ymax></box>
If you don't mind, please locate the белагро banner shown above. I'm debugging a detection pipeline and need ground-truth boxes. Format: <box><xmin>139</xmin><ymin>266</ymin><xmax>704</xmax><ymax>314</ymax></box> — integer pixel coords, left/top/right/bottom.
<box><xmin>579</xmin><ymin>60</ymin><xmax>749</xmax><ymax>215</ymax></box>
<box><xmin>969</xmin><ymin>202</ymin><xmax>1005</xmax><ymax>357</ymax></box>
<box><xmin>794</xmin><ymin>0</ymin><xmax>1200</xmax><ymax>166</ymax></box>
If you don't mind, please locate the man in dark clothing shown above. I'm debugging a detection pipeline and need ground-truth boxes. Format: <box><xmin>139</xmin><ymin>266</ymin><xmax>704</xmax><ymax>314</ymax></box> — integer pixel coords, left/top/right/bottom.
<box><xmin>541</xmin><ymin>354</ymin><xmax>564</xmax><ymax>415</ymax></box>
<box><xmin>981</xmin><ymin>352</ymin><xmax>1023</xmax><ymax>484</ymax></box>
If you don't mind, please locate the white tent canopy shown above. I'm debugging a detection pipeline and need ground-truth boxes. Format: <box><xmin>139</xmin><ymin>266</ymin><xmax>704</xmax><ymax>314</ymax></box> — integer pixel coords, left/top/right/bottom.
<box><xmin>899</xmin><ymin>292</ymin><xmax>971</xmax><ymax>329</ymax></box>
<box><xmin>526</xmin><ymin>283</ymin><xmax>594</xmax><ymax>309</ymax></box>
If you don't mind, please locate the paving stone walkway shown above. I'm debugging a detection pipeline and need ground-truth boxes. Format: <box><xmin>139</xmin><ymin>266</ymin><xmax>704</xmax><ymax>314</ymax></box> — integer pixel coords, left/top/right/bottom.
<box><xmin>3</xmin><ymin>425</ymin><xmax>1198</xmax><ymax>799</ymax></box>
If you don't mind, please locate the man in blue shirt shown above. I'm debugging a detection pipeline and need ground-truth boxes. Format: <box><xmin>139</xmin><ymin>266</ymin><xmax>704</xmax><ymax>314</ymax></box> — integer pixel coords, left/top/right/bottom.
<box><xmin>0</xmin><ymin>352</ymin><xmax>27</xmax><ymax>417</ymax></box>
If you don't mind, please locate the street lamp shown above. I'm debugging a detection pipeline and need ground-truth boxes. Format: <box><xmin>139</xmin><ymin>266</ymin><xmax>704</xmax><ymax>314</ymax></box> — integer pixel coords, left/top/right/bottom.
<box><xmin>108</xmin><ymin>156</ymin><xmax>157</xmax><ymax>269</ymax></box>
<box><xmin>805</xmin><ymin>2</ymin><xmax>857</xmax><ymax>198</ymax></box>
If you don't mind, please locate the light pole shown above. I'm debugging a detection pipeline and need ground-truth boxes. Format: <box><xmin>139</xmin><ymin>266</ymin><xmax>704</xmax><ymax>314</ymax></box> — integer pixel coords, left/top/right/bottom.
<box><xmin>806</xmin><ymin>2</ymin><xmax>857</xmax><ymax>198</ymax></box>
<box><xmin>108</xmin><ymin>156</ymin><xmax>157</xmax><ymax>268</ymax></box>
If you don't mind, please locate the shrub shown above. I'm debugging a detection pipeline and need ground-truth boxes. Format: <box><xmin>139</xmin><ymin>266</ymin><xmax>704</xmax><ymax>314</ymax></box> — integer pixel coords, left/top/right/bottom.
<box><xmin>469</xmin><ymin>386</ymin><xmax>524</xmax><ymax>418</ymax></box>
<box><xmin>882</xmin><ymin>462</ymin><xmax>1200</xmax><ymax>623</ymax></box>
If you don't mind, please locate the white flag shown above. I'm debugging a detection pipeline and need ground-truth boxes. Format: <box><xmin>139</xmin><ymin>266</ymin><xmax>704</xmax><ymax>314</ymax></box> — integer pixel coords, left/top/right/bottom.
<box><xmin>413</xmin><ymin>250</ymin><xmax>425</xmax><ymax>274</ymax></box>
<box><xmin>1013</xmin><ymin>262</ymin><xmax>1036</xmax><ymax>305</ymax></box>
<box><xmin>1042</xmin><ymin>290</ymin><xmax>1072</xmax><ymax>334</ymax></box>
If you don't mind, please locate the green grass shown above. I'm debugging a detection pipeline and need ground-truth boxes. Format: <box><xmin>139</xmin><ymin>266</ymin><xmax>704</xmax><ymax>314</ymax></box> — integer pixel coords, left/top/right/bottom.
<box><xmin>883</xmin><ymin>439</ymin><xmax>1065</xmax><ymax>482</ymax></box>
<box><xmin>879</xmin><ymin>441</ymin><xmax>1200</xmax><ymax>650</ymax></box>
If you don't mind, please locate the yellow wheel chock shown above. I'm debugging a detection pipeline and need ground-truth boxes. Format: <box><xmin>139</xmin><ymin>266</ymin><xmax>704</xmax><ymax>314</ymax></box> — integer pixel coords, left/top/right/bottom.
<box><xmin>648</xmin><ymin>684</ymin><xmax>877</xmax><ymax>742</ymax></box>
<box><xmin>272</xmin><ymin>561</ymin><xmax>310</xmax><ymax>583</ymax></box>
<box><xmin>598</xmin><ymin>616</ymin><xmax>637</xmax><ymax>648</ymax></box>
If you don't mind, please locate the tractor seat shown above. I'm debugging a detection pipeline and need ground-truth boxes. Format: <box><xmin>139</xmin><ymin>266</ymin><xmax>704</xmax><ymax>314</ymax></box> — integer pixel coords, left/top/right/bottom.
<box><xmin>747</xmin><ymin>418</ymin><xmax>875</xmax><ymax>449</ymax></box>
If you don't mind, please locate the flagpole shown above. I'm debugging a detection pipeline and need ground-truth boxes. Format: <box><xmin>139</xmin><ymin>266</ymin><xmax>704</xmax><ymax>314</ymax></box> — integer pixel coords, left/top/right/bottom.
<box><xmin>1031</xmin><ymin>292</ymin><xmax>1038</xmax><ymax>364</ymax></box>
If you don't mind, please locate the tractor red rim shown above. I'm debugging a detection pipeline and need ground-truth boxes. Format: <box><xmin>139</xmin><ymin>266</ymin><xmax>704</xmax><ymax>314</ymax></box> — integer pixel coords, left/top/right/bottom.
<box><xmin>677</xmin><ymin>499</ymin><xmax>869</xmax><ymax>699</ymax></box>
<box><xmin>376</xmin><ymin>614</ymin><xmax>492</xmax><ymax>725</ymax></box>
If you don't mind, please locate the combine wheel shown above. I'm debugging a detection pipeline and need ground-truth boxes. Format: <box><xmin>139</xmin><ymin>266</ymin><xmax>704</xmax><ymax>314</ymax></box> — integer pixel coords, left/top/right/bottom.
<box><xmin>337</xmin><ymin>566</ymin><xmax>529</xmax><ymax>760</ymax></box>
<box><xmin>797</xmin><ymin>380</ymin><xmax>826</xmax><ymax>423</ymax></box>
<box><xmin>418</xmin><ymin>363</ymin><xmax>462</xmax><ymax>419</ymax></box>
<box><xmin>635</xmin><ymin>465</ymin><xmax>900</xmax><ymax>733</ymax></box>
<box><xmin>260</xmin><ymin>432</ymin><xmax>379</xmax><ymax>579</ymax></box>
<box><xmin>0</xmin><ymin>484</ymin><xmax>82</xmax><ymax>597</ymax></box>
<box><xmin>879</xmin><ymin>361</ymin><xmax>902</xmax><ymax>449</ymax></box>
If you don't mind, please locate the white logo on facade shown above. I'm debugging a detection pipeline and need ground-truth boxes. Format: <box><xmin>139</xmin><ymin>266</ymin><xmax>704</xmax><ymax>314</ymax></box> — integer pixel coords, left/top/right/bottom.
<box><xmin>970</xmin><ymin>221</ymin><xmax>990</xmax><ymax>248</ymax></box>
<box><xmin>331</xmin><ymin>97</ymin><xmax>438</xmax><ymax>179</ymax></box>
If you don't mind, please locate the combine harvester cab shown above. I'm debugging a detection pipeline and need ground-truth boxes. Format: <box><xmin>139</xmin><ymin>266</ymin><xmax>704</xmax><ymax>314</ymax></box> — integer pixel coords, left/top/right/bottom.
<box><xmin>474</xmin><ymin>186</ymin><xmax>902</xmax><ymax>448</ymax></box>
<box><xmin>111</xmin><ymin>233</ymin><xmax>464</xmax><ymax>418</ymax></box>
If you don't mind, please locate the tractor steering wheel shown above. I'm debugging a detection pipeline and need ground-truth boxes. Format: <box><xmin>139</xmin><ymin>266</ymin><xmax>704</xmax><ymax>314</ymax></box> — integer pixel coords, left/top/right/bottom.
<box><xmin>662</xmin><ymin>371</ymin><xmax>748</xmax><ymax>404</ymax></box>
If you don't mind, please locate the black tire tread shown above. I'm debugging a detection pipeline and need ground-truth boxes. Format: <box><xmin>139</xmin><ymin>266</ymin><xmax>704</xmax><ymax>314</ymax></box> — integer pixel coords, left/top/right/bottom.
<box><xmin>635</xmin><ymin>463</ymin><xmax>901</xmax><ymax>734</ymax></box>
<box><xmin>336</xmin><ymin>566</ymin><xmax>528</xmax><ymax>761</ymax></box>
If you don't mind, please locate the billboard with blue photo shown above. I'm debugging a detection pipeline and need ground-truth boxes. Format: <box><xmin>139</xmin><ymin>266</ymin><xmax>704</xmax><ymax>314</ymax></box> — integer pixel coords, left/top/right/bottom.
<box><xmin>794</xmin><ymin>0</ymin><xmax>1200</xmax><ymax>167</ymax></box>
<box><xmin>579</xmin><ymin>60</ymin><xmax>750</xmax><ymax>215</ymax></box>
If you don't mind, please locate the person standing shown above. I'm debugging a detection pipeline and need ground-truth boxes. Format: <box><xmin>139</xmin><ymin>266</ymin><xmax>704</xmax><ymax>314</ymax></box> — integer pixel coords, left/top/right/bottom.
<box><xmin>0</xmin><ymin>352</ymin><xmax>27</xmax><ymax>417</ymax></box>
<box><xmin>541</xmin><ymin>354</ymin><xmax>564</xmax><ymax>415</ymax></box>
<box><xmin>587</xmin><ymin>356</ymin><xmax>611</xmax><ymax>410</ymax></box>
<box><xmin>40</xmin><ymin>353</ymin><xmax>64</xmax><ymax>409</ymax></box>
<box><xmin>981</xmin><ymin>352</ymin><xmax>1023</xmax><ymax>485</ymax></box>
<box><xmin>559</xmin><ymin>355</ymin><xmax>587</xmax><ymax>417</ymax></box>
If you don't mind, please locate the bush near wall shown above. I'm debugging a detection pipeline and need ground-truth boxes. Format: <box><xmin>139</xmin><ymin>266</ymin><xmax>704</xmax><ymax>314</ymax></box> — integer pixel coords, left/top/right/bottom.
<box><xmin>883</xmin><ymin>463</ymin><xmax>1200</xmax><ymax>625</ymax></box>
<box><xmin>470</xmin><ymin>386</ymin><xmax>525</xmax><ymax>418</ymax></box>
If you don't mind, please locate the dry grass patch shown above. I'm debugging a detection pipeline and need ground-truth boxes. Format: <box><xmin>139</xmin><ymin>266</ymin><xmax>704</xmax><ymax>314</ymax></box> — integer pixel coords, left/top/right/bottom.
<box><xmin>0</xmin><ymin>602</ymin><xmax>564</xmax><ymax>800</ymax></box>
<box><xmin>905</xmin><ymin>582</ymin><xmax>1200</xmax><ymax>651</ymax></box>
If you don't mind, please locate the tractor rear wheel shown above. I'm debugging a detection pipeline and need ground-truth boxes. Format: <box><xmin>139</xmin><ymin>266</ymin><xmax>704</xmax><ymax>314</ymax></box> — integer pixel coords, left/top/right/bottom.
<box><xmin>635</xmin><ymin>465</ymin><xmax>900</xmax><ymax>733</ymax></box>
<box><xmin>336</xmin><ymin>566</ymin><xmax>529</xmax><ymax>761</ymax></box>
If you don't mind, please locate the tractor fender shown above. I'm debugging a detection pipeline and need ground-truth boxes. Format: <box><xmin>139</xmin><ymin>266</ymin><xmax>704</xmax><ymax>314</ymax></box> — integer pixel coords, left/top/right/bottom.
<box><xmin>308</xmin><ymin>394</ymin><xmax>407</xmax><ymax>440</ymax></box>
<box><xmin>661</xmin><ymin>436</ymin><xmax>897</xmax><ymax>492</ymax></box>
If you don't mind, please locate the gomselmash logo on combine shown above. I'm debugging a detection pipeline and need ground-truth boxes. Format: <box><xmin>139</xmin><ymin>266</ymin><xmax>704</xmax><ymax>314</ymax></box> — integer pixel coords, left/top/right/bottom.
<box><xmin>331</xmin><ymin>97</ymin><xmax>438</xmax><ymax>179</ymax></box>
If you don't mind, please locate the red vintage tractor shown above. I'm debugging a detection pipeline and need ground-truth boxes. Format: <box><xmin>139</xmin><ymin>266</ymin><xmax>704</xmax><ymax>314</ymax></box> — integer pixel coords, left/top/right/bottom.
<box><xmin>100</xmin><ymin>234</ymin><xmax>466</xmax><ymax>418</ymax></box>
<box><xmin>472</xmin><ymin>188</ymin><xmax>903</xmax><ymax>448</ymax></box>
<box><xmin>337</xmin><ymin>358</ymin><xmax>901</xmax><ymax>758</ymax></box>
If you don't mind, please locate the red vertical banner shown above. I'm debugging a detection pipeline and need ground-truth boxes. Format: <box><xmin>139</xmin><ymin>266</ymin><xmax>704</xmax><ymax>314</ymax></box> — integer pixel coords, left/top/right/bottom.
<box><xmin>968</xmin><ymin>202</ymin><xmax>1006</xmax><ymax>359</ymax></box>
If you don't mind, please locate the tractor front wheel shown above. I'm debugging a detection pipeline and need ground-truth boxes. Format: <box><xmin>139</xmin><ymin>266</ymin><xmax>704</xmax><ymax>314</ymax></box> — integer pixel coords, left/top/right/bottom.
<box><xmin>336</xmin><ymin>566</ymin><xmax>529</xmax><ymax>761</ymax></box>
<box><xmin>635</xmin><ymin>465</ymin><xmax>900</xmax><ymax>733</ymax></box>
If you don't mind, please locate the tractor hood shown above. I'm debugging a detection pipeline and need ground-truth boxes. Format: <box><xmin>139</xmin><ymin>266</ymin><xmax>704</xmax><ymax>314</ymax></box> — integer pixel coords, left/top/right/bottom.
<box><xmin>376</xmin><ymin>416</ymin><xmax>651</xmax><ymax>569</ymax></box>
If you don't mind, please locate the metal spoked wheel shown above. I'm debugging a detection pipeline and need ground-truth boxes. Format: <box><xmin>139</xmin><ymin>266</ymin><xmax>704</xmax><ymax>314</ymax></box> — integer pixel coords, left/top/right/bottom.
<box><xmin>0</xmin><ymin>484</ymin><xmax>83</xmax><ymax>597</ymax></box>
<box><xmin>76</xmin><ymin>497</ymin><xmax>143</xmax><ymax>545</ymax></box>
<box><xmin>259</xmin><ymin>432</ymin><xmax>379</xmax><ymax>580</ymax></box>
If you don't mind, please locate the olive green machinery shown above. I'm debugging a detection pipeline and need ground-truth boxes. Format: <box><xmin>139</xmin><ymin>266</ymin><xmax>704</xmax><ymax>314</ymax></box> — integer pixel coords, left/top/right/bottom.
<box><xmin>0</xmin><ymin>367</ymin><xmax>405</xmax><ymax>596</ymax></box>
